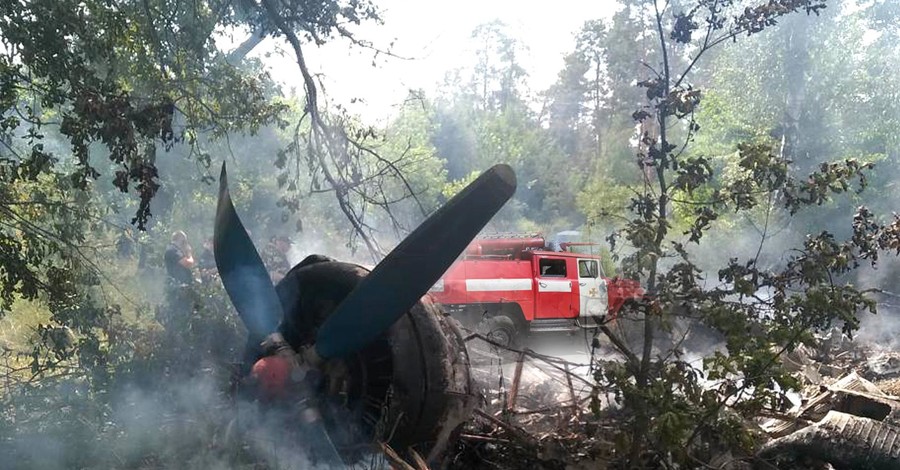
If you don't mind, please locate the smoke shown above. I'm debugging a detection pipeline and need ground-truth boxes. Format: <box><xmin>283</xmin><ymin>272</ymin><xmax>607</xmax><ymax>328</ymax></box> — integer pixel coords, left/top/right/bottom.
<box><xmin>664</xmin><ymin>213</ymin><xmax>900</xmax><ymax>377</ymax></box>
<box><xmin>853</xmin><ymin>292</ymin><xmax>900</xmax><ymax>353</ymax></box>
<box><xmin>1</xmin><ymin>368</ymin><xmax>350</xmax><ymax>470</ymax></box>
<box><xmin>288</xmin><ymin>231</ymin><xmax>333</xmax><ymax>266</ymax></box>
<box><xmin>0</xmin><ymin>256</ymin><xmax>351</xmax><ymax>470</ymax></box>
<box><xmin>286</xmin><ymin>229</ymin><xmax>371</xmax><ymax>267</ymax></box>
<box><xmin>467</xmin><ymin>334</ymin><xmax>596</xmax><ymax>413</ymax></box>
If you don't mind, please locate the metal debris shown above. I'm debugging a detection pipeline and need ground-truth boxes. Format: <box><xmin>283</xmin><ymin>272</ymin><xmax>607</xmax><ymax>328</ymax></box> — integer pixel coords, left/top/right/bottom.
<box><xmin>757</xmin><ymin>328</ymin><xmax>900</xmax><ymax>468</ymax></box>
<box><xmin>447</xmin><ymin>333</ymin><xmax>614</xmax><ymax>469</ymax></box>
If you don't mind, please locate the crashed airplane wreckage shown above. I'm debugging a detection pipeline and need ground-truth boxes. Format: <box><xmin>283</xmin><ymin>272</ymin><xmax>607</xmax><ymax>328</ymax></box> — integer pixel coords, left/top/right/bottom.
<box><xmin>213</xmin><ymin>162</ymin><xmax>516</xmax><ymax>466</ymax></box>
<box><xmin>756</xmin><ymin>337</ymin><xmax>900</xmax><ymax>470</ymax></box>
<box><xmin>759</xmin><ymin>371</ymin><xmax>900</xmax><ymax>470</ymax></box>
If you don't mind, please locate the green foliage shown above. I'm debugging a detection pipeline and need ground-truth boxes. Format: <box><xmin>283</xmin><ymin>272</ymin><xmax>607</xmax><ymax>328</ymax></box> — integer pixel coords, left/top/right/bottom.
<box><xmin>1</xmin><ymin>0</ymin><xmax>899</xmax><ymax>467</ymax></box>
<box><xmin>0</xmin><ymin>2</ymin><xmax>421</xmax><ymax>465</ymax></box>
<box><xmin>0</xmin><ymin>0</ymin><xmax>286</xmax><ymax>227</ymax></box>
<box><xmin>583</xmin><ymin>0</ymin><xmax>900</xmax><ymax>467</ymax></box>
<box><xmin>0</xmin><ymin>0</ymin><xmax>291</xmax><ymax>386</ymax></box>
<box><xmin>0</xmin><ymin>275</ymin><xmax>254</xmax><ymax>468</ymax></box>
<box><xmin>442</xmin><ymin>171</ymin><xmax>481</xmax><ymax>200</ymax></box>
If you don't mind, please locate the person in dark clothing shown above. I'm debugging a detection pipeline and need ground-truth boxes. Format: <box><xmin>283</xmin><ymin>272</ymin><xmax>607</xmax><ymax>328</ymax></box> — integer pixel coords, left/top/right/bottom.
<box><xmin>162</xmin><ymin>231</ymin><xmax>195</xmax><ymax>327</ymax></box>
<box><xmin>165</xmin><ymin>230</ymin><xmax>195</xmax><ymax>285</ymax></box>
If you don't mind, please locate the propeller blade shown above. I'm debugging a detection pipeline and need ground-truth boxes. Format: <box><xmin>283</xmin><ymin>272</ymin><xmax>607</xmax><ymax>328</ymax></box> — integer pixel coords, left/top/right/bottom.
<box><xmin>214</xmin><ymin>162</ymin><xmax>282</xmax><ymax>342</ymax></box>
<box><xmin>315</xmin><ymin>164</ymin><xmax>516</xmax><ymax>359</ymax></box>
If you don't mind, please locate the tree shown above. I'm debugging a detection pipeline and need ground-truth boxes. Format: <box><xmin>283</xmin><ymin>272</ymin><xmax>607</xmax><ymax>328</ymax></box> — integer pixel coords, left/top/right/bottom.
<box><xmin>1</xmin><ymin>2</ymin><xmax>447</xmax><ymax>465</ymax></box>
<box><xmin>0</xmin><ymin>1</ymin><xmax>293</xmax><ymax>388</ymax></box>
<box><xmin>543</xmin><ymin>19</ymin><xmax>612</xmax><ymax>171</ymax></box>
<box><xmin>1</xmin><ymin>0</ymin><xmax>455</xmax><ymax>405</ymax></box>
<box><xmin>468</xmin><ymin>21</ymin><xmax>528</xmax><ymax>113</ymax></box>
<box><xmin>543</xmin><ymin>51</ymin><xmax>590</xmax><ymax>158</ymax></box>
<box><xmin>688</xmin><ymin>0</ymin><xmax>900</xmax><ymax>282</ymax></box>
<box><xmin>429</xmin><ymin>22</ymin><xmax>586</xmax><ymax>230</ymax></box>
<box><xmin>0</xmin><ymin>0</ymin><xmax>444</xmax><ymax>313</ymax></box>
<box><xmin>580</xmin><ymin>0</ymin><xmax>900</xmax><ymax>466</ymax></box>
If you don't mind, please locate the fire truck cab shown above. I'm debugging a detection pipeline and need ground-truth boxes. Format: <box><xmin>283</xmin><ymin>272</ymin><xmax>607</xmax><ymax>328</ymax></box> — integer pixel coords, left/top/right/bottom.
<box><xmin>429</xmin><ymin>234</ymin><xmax>643</xmax><ymax>346</ymax></box>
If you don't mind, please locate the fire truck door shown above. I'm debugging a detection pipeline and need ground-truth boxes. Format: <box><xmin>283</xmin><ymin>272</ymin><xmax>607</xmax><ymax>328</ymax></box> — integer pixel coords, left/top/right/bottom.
<box><xmin>535</xmin><ymin>257</ymin><xmax>574</xmax><ymax>318</ymax></box>
<box><xmin>577</xmin><ymin>259</ymin><xmax>607</xmax><ymax>317</ymax></box>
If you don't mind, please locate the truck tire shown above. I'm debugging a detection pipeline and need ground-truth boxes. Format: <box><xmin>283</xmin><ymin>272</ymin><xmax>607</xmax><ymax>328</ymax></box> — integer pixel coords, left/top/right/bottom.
<box><xmin>476</xmin><ymin>315</ymin><xmax>518</xmax><ymax>349</ymax></box>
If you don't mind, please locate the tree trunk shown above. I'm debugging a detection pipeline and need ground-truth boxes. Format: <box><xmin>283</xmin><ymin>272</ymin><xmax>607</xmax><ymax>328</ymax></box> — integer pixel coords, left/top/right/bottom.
<box><xmin>779</xmin><ymin>16</ymin><xmax>810</xmax><ymax>165</ymax></box>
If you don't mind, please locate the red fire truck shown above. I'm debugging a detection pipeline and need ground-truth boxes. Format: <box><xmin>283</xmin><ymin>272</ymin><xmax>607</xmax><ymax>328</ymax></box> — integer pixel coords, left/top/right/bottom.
<box><xmin>429</xmin><ymin>234</ymin><xmax>644</xmax><ymax>346</ymax></box>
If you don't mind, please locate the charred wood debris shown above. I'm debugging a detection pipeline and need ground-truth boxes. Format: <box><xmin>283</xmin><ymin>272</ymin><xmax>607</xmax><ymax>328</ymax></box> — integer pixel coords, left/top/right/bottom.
<box><xmin>406</xmin><ymin>328</ymin><xmax>900</xmax><ymax>470</ymax></box>
<box><xmin>443</xmin><ymin>332</ymin><xmax>606</xmax><ymax>470</ymax></box>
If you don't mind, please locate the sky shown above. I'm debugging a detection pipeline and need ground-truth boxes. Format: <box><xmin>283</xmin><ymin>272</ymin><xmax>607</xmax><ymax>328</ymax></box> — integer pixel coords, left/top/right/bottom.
<box><xmin>255</xmin><ymin>0</ymin><xmax>621</xmax><ymax>123</ymax></box>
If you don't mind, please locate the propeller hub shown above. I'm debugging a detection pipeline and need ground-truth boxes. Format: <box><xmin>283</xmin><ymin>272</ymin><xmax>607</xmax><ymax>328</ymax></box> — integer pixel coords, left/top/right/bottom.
<box><xmin>250</xmin><ymin>355</ymin><xmax>293</xmax><ymax>400</ymax></box>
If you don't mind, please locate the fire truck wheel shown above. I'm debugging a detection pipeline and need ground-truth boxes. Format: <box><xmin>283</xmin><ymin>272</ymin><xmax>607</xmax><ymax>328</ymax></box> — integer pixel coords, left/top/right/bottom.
<box><xmin>476</xmin><ymin>315</ymin><xmax>518</xmax><ymax>348</ymax></box>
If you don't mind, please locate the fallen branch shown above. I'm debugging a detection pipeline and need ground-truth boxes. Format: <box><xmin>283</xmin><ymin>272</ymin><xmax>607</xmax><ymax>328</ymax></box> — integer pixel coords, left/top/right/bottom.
<box><xmin>507</xmin><ymin>351</ymin><xmax>526</xmax><ymax>411</ymax></box>
<box><xmin>511</xmin><ymin>404</ymin><xmax>579</xmax><ymax>417</ymax></box>
<box><xmin>473</xmin><ymin>408</ymin><xmax>537</xmax><ymax>445</ymax></box>
<box><xmin>408</xmin><ymin>447</ymin><xmax>430</xmax><ymax>470</ymax></box>
<box><xmin>379</xmin><ymin>442</ymin><xmax>416</xmax><ymax>470</ymax></box>
<box><xmin>459</xmin><ymin>433</ymin><xmax>513</xmax><ymax>444</ymax></box>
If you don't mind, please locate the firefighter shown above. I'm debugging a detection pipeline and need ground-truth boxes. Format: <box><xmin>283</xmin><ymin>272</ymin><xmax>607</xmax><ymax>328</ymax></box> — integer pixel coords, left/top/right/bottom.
<box><xmin>161</xmin><ymin>230</ymin><xmax>195</xmax><ymax>327</ymax></box>
<box><xmin>165</xmin><ymin>230</ymin><xmax>195</xmax><ymax>284</ymax></box>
